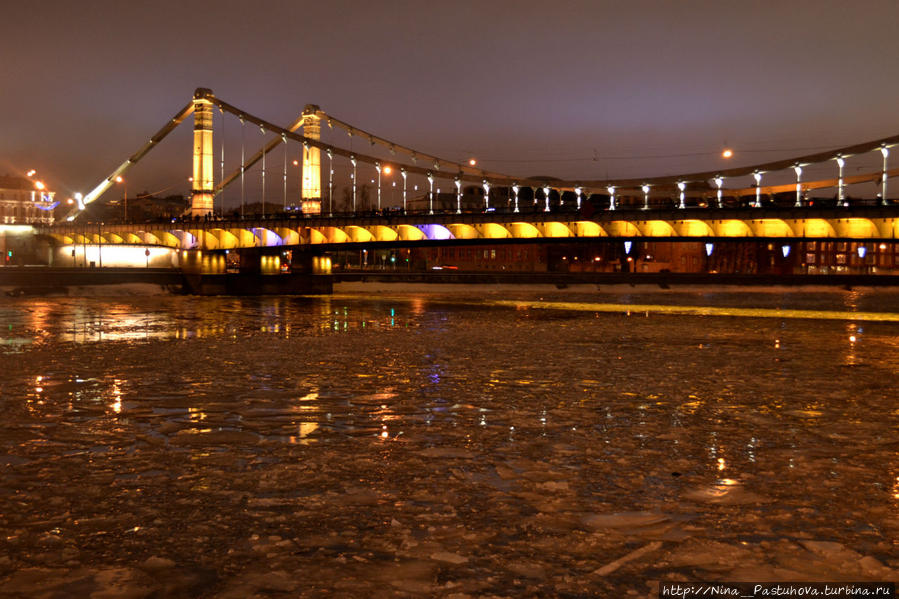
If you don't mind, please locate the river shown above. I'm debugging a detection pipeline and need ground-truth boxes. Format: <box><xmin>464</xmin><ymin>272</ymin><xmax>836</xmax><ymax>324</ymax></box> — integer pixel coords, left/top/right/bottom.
<box><xmin>1</xmin><ymin>283</ymin><xmax>898</xmax><ymax>597</ymax></box>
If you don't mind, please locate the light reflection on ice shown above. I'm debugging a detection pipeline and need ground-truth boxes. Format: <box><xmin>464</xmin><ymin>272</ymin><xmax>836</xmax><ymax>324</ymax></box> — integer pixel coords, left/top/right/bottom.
<box><xmin>3</xmin><ymin>288</ymin><xmax>899</xmax><ymax>593</ymax></box>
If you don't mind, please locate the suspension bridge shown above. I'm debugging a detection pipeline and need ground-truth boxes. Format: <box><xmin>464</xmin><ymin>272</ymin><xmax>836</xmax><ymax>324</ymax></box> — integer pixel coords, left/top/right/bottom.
<box><xmin>16</xmin><ymin>87</ymin><xmax>899</xmax><ymax>292</ymax></box>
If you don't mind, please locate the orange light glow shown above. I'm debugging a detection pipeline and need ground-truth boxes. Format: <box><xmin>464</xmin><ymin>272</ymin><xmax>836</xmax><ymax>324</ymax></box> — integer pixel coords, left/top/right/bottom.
<box><xmin>292</xmin><ymin>159</ymin><xmax>299</xmax><ymax>166</ymax></box>
<box><xmin>383</xmin><ymin>166</ymin><xmax>392</xmax><ymax>175</ymax></box>
<box><xmin>722</xmin><ymin>149</ymin><xmax>734</xmax><ymax>159</ymax></box>
<box><xmin>34</xmin><ymin>180</ymin><xmax>45</xmax><ymax>190</ymax></box>
<box><xmin>26</xmin><ymin>169</ymin><xmax>36</xmax><ymax>177</ymax></box>
<box><xmin>468</xmin><ymin>158</ymin><xmax>477</xmax><ymax>166</ymax></box>
<box><xmin>115</xmin><ymin>176</ymin><xmax>123</xmax><ymax>183</ymax></box>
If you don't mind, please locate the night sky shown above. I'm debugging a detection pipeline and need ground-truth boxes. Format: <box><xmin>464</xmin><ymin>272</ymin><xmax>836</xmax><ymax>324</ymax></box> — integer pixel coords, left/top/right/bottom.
<box><xmin>3</xmin><ymin>0</ymin><xmax>898</xmax><ymax>206</ymax></box>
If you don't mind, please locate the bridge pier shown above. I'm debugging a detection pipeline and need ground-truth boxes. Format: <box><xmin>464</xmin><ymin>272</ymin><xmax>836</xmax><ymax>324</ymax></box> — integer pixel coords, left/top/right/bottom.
<box><xmin>179</xmin><ymin>248</ymin><xmax>332</xmax><ymax>295</ymax></box>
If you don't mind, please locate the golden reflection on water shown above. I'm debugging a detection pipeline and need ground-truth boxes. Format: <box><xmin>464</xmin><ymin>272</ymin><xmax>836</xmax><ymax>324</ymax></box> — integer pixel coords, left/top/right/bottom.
<box><xmin>328</xmin><ymin>294</ymin><xmax>899</xmax><ymax>322</ymax></box>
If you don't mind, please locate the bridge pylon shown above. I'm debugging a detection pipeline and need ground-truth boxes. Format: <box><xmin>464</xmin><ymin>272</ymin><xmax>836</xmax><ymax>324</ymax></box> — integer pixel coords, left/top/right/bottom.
<box><xmin>191</xmin><ymin>88</ymin><xmax>215</xmax><ymax>218</ymax></box>
<box><xmin>301</xmin><ymin>104</ymin><xmax>322</xmax><ymax>215</ymax></box>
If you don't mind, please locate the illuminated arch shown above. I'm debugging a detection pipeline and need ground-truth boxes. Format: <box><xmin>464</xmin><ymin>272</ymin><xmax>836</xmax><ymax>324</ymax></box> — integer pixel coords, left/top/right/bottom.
<box><xmin>799</xmin><ymin>219</ymin><xmax>838</xmax><ymax>238</ymax></box>
<box><xmin>397</xmin><ymin>224</ymin><xmax>426</xmax><ymax>241</ymax></box>
<box><xmin>275</xmin><ymin>227</ymin><xmax>301</xmax><ymax>246</ymax></box>
<box><xmin>604</xmin><ymin>221</ymin><xmax>641</xmax><ymax>237</ymax></box>
<box><xmin>48</xmin><ymin>233</ymin><xmax>73</xmax><ymax>245</ymax></box>
<box><xmin>573</xmin><ymin>221</ymin><xmax>606</xmax><ymax>238</ymax></box>
<box><xmin>541</xmin><ymin>222</ymin><xmax>574</xmax><ymax>237</ymax></box>
<box><xmin>674</xmin><ymin>220</ymin><xmax>714</xmax><ymax>237</ymax></box>
<box><xmin>509</xmin><ymin>222</ymin><xmax>541</xmax><ymax>238</ymax></box>
<box><xmin>714</xmin><ymin>220</ymin><xmax>753</xmax><ymax>237</ymax></box>
<box><xmin>832</xmin><ymin>218</ymin><xmax>878</xmax><ymax>239</ymax></box>
<box><xmin>191</xmin><ymin>230</ymin><xmax>218</xmax><ymax>250</ymax></box>
<box><xmin>638</xmin><ymin>220</ymin><xmax>676</xmax><ymax>237</ymax></box>
<box><xmin>477</xmin><ymin>223</ymin><xmax>511</xmax><ymax>239</ymax></box>
<box><xmin>207</xmin><ymin>228</ymin><xmax>240</xmax><ymax>249</ymax></box>
<box><xmin>103</xmin><ymin>232</ymin><xmax>124</xmax><ymax>244</ymax></box>
<box><xmin>416</xmin><ymin>224</ymin><xmax>454</xmax><ymax>240</ymax></box>
<box><xmin>447</xmin><ymin>223</ymin><xmax>479</xmax><ymax>239</ymax></box>
<box><xmin>307</xmin><ymin>227</ymin><xmax>327</xmax><ymax>244</ymax></box>
<box><xmin>346</xmin><ymin>225</ymin><xmax>374</xmax><ymax>243</ymax></box>
<box><xmin>372</xmin><ymin>225</ymin><xmax>398</xmax><ymax>242</ymax></box>
<box><xmin>749</xmin><ymin>219</ymin><xmax>795</xmax><ymax>238</ymax></box>
<box><xmin>149</xmin><ymin>230</ymin><xmax>181</xmax><ymax>247</ymax></box>
<box><xmin>251</xmin><ymin>227</ymin><xmax>282</xmax><ymax>247</ymax></box>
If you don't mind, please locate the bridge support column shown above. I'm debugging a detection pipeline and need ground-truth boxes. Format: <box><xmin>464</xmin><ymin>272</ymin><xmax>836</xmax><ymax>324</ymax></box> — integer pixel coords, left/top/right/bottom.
<box><xmin>190</xmin><ymin>88</ymin><xmax>215</xmax><ymax>218</ymax></box>
<box><xmin>301</xmin><ymin>105</ymin><xmax>322</xmax><ymax>214</ymax></box>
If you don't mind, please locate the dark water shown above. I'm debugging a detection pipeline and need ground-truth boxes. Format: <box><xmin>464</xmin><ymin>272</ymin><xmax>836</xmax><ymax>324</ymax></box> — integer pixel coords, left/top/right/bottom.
<box><xmin>1</xmin><ymin>284</ymin><xmax>899</xmax><ymax>597</ymax></box>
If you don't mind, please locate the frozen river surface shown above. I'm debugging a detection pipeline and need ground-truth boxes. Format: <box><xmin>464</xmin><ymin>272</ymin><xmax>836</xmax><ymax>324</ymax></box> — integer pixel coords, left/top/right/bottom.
<box><xmin>1</xmin><ymin>284</ymin><xmax>899</xmax><ymax>597</ymax></box>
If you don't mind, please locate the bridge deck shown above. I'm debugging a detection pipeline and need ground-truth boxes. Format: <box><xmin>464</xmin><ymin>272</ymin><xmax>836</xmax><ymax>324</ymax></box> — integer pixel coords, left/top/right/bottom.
<box><xmin>43</xmin><ymin>205</ymin><xmax>899</xmax><ymax>251</ymax></box>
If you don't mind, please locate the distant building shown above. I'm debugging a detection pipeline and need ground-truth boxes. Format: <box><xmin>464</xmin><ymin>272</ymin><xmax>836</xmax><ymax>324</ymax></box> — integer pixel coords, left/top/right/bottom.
<box><xmin>0</xmin><ymin>175</ymin><xmax>56</xmax><ymax>225</ymax></box>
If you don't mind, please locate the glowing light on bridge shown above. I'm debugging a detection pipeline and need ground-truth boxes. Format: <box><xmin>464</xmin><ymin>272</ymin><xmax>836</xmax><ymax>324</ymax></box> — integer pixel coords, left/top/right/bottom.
<box><xmin>415</xmin><ymin>224</ymin><xmax>453</xmax><ymax>240</ymax></box>
<box><xmin>641</xmin><ymin>185</ymin><xmax>650</xmax><ymax>210</ymax></box>
<box><xmin>512</xmin><ymin>184</ymin><xmax>520</xmax><ymax>213</ymax></box>
<box><xmin>752</xmin><ymin>172</ymin><xmax>762</xmax><ymax>208</ymax></box>
<box><xmin>327</xmin><ymin>148</ymin><xmax>334</xmax><ymax>216</ymax></box>
<box><xmin>401</xmin><ymin>168</ymin><xmax>407</xmax><ymax>212</ymax></box>
<box><xmin>350</xmin><ymin>155</ymin><xmax>357</xmax><ymax>212</ymax></box>
<box><xmin>607</xmin><ymin>186</ymin><xmax>616</xmax><ymax>211</ymax></box>
<box><xmin>782</xmin><ymin>244</ymin><xmax>791</xmax><ymax>258</ymax></box>
<box><xmin>677</xmin><ymin>181</ymin><xmax>686</xmax><ymax>209</ymax></box>
<box><xmin>713</xmin><ymin>177</ymin><xmax>724</xmax><ymax>208</ymax></box>
<box><xmin>836</xmin><ymin>155</ymin><xmax>846</xmax><ymax>206</ymax></box>
<box><xmin>880</xmin><ymin>146</ymin><xmax>889</xmax><ymax>205</ymax></box>
<box><xmin>722</xmin><ymin>148</ymin><xmax>734</xmax><ymax>159</ymax></box>
<box><xmin>543</xmin><ymin>185</ymin><xmax>551</xmax><ymax>212</ymax></box>
<box><xmin>705</xmin><ymin>242</ymin><xmax>714</xmax><ymax>256</ymax></box>
<box><xmin>376</xmin><ymin>162</ymin><xmax>382</xmax><ymax>211</ymax></box>
<box><xmin>575</xmin><ymin>186</ymin><xmax>583</xmax><ymax>211</ymax></box>
<box><xmin>484</xmin><ymin>180</ymin><xmax>492</xmax><ymax>212</ymax></box>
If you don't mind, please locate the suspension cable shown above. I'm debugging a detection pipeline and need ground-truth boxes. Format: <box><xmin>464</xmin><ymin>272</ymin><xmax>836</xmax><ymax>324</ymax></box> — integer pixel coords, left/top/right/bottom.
<box><xmin>261</xmin><ymin>125</ymin><xmax>266</xmax><ymax>218</ymax></box>
<box><xmin>240</xmin><ymin>115</ymin><xmax>245</xmax><ymax>219</ymax></box>
<box><xmin>327</xmin><ymin>148</ymin><xmax>333</xmax><ymax>217</ymax></box>
<box><xmin>219</xmin><ymin>107</ymin><xmax>225</xmax><ymax>217</ymax></box>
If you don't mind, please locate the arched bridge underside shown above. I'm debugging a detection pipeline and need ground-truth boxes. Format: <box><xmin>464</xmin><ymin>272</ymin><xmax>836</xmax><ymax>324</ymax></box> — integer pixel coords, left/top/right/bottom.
<box><xmin>46</xmin><ymin>207</ymin><xmax>899</xmax><ymax>251</ymax></box>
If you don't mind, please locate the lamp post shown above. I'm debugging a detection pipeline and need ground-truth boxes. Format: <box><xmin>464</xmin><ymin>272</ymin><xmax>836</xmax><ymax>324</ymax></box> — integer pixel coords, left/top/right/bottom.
<box><xmin>401</xmin><ymin>168</ymin><xmax>407</xmax><ymax>212</ymax></box>
<box><xmin>116</xmin><ymin>176</ymin><xmax>127</xmax><ymax>221</ymax></box>
<box><xmin>835</xmin><ymin>156</ymin><xmax>846</xmax><ymax>206</ymax></box>
<box><xmin>752</xmin><ymin>172</ymin><xmax>762</xmax><ymax>208</ymax></box>
<box><xmin>375</xmin><ymin>162</ymin><xmax>382</xmax><ymax>211</ymax></box>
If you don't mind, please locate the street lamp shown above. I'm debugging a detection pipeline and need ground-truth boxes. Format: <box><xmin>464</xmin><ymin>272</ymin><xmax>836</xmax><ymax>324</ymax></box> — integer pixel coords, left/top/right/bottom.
<box><xmin>115</xmin><ymin>176</ymin><xmax>127</xmax><ymax>221</ymax></box>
